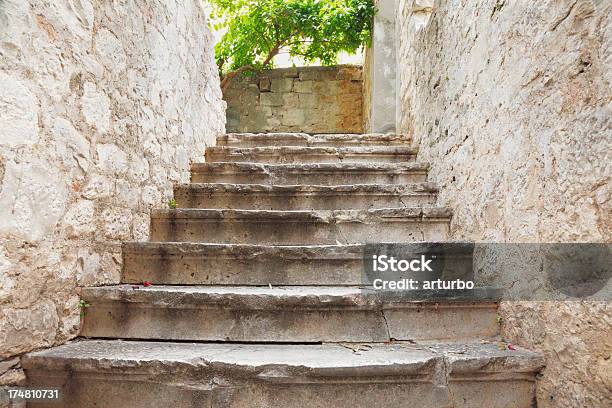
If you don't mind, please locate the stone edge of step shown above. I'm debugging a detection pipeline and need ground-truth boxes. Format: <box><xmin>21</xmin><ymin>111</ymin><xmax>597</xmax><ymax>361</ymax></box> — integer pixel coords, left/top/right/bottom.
<box><xmin>173</xmin><ymin>182</ymin><xmax>439</xmax><ymax>195</ymax></box>
<box><xmin>149</xmin><ymin>207</ymin><xmax>453</xmax><ymax>221</ymax></box>
<box><xmin>122</xmin><ymin>242</ymin><xmax>365</xmax><ymax>258</ymax></box>
<box><xmin>218</xmin><ymin>133</ymin><xmax>411</xmax><ymax>146</ymax></box>
<box><xmin>190</xmin><ymin>162</ymin><xmax>430</xmax><ymax>174</ymax></box>
<box><xmin>79</xmin><ymin>285</ymin><xmax>502</xmax><ymax>308</ymax></box>
<box><xmin>206</xmin><ymin>146</ymin><xmax>419</xmax><ymax>155</ymax></box>
<box><xmin>21</xmin><ymin>339</ymin><xmax>544</xmax><ymax>378</ymax></box>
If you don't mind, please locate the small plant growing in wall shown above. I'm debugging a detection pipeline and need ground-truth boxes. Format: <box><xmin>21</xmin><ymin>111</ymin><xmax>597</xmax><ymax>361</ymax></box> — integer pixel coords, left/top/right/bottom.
<box><xmin>78</xmin><ymin>300</ymin><xmax>91</xmax><ymax>317</ymax></box>
<box><xmin>168</xmin><ymin>199</ymin><xmax>178</xmax><ymax>209</ymax></box>
<box><xmin>210</xmin><ymin>0</ymin><xmax>377</xmax><ymax>90</ymax></box>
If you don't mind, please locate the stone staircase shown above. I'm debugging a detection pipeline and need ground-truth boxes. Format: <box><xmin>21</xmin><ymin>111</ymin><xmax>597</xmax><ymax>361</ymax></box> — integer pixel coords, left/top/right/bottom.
<box><xmin>22</xmin><ymin>133</ymin><xmax>543</xmax><ymax>407</ymax></box>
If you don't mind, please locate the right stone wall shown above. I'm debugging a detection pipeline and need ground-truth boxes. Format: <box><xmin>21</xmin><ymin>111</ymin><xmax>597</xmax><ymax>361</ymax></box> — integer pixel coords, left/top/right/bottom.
<box><xmin>397</xmin><ymin>0</ymin><xmax>611</xmax><ymax>407</ymax></box>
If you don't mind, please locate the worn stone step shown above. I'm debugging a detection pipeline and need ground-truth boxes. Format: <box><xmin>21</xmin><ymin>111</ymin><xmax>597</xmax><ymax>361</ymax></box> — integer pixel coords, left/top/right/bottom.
<box><xmin>23</xmin><ymin>340</ymin><xmax>544</xmax><ymax>408</ymax></box>
<box><xmin>122</xmin><ymin>243</ymin><xmax>365</xmax><ymax>285</ymax></box>
<box><xmin>174</xmin><ymin>183</ymin><xmax>438</xmax><ymax>210</ymax></box>
<box><xmin>218</xmin><ymin>132</ymin><xmax>411</xmax><ymax>147</ymax></box>
<box><xmin>149</xmin><ymin>207</ymin><xmax>451</xmax><ymax>244</ymax></box>
<box><xmin>205</xmin><ymin>146</ymin><xmax>418</xmax><ymax>164</ymax></box>
<box><xmin>78</xmin><ymin>285</ymin><xmax>499</xmax><ymax>342</ymax></box>
<box><xmin>122</xmin><ymin>242</ymin><xmax>478</xmax><ymax>286</ymax></box>
<box><xmin>190</xmin><ymin>162</ymin><xmax>429</xmax><ymax>184</ymax></box>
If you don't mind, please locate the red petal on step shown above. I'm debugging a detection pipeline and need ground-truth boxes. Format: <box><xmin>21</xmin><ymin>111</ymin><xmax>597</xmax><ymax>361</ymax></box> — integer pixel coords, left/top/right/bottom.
<box><xmin>507</xmin><ymin>344</ymin><xmax>516</xmax><ymax>351</ymax></box>
<box><xmin>143</xmin><ymin>281</ymin><xmax>152</xmax><ymax>287</ymax></box>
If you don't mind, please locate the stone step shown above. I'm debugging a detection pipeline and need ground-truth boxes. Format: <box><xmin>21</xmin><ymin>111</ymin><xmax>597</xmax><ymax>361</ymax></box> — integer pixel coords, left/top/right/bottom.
<box><xmin>78</xmin><ymin>285</ymin><xmax>500</xmax><ymax>342</ymax></box>
<box><xmin>122</xmin><ymin>242</ymin><xmax>478</xmax><ymax>286</ymax></box>
<box><xmin>122</xmin><ymin>243</ymin><xmax>366</xmax><ymax>285</ymax></box>
<box><xmin>205</xmin><ymin>146</ymin><xmax>418</xmax><ymax>164</ymax></box>
<box><xmin>174</xmin><ymin>183</ymin><xmax>438</xmax><ymax>210</ymax></box>
<box><xmin>23</xmin><ymin>340</ymin><xmax>544</xmax><ymax>408</ymax></box>
<box><xmin>149</xmin><ymin>208</ymin><xmax>451</xmax><ymax>244</ymax></box>
<box><xmin>190</xmin><ymin>162</ymin><xmax>429</xmax><ymax>184</ymax></box>
<box><xmin>217</xmin><ymin>132</ymin><xmax>411</xmax><ymax>147</ymax></box>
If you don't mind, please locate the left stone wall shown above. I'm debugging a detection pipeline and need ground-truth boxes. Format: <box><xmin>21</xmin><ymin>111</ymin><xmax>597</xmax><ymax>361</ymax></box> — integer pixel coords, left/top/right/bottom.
<box><xmin>0</xmin><ymin>0</ymin><xmax>225</xmax><ymax>380</ymax></box>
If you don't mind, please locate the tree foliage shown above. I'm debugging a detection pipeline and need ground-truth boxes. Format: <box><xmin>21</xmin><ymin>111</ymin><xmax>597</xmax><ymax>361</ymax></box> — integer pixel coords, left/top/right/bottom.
<box><xmin>209</xmin><ymin>0</ymin><xmax>376</xmax><ymax>89</ymax></box>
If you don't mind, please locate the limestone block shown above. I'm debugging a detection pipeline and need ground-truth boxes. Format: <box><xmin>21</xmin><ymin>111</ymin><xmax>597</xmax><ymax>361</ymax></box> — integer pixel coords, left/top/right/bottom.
<box><xmin>281</xmin><ymin>109</ymin><xmax>306</xmax><ymax>127</ymax></box>
<box><xmin>0</xmin><ymin>72</ymin><xmax>39</xmax><ymax>146</ymax></box>
<box><xmin>94</xmin><ymin>28</ymin><xmax>127</xmax><ymax>73</ymax></box>
<box><xmin>127</xmin><ymin>156</ymin><xmax>150</xmax><ymax>183</ymax></box>
<box><xmin>259</xmin><ymin>92</ymin><xmax>284</xmax><ymax>107</ymax></box>
<box><xmin>0</xmin><ymin>159</ymin><xmax>68</xmax><ymax>242</ymax></box>
<box><xmin>141</xmin><ymin>185</ymin><xmax>162</xmax><ymax>207</ymax></box>
<box><xmin>62</xmin><ymin>200</ymin><xmax>95</xmax><ymax>238</ymax></box>
<box><xmin>114</xmin><ymin>179</ymin><xmax>140</xmax><ymax>208</ymax></box>
<box><xmin>281</xmin><ymin>93</ymin><xmax>299</xmax><ymax>109</ymax></box>
<box><xmin>131</xmin><ymin>212</ymin><xmax>150</xmax><ymax>241</ymax></box>
<box><xmin>96</xmin><ymin>144</ymin><xmax>128</xmax><ymax>175</ymax></box>
<box><xmin>52</xmin><ymin>118</ymin><xmax>90</xmax><ymax>172</ymax></box>
<box><xmin>101</xmin><ymin>207</ymin><xmax>132</xmax><ymax>241</ymax></box>
<box><xmin>299</xmin><ymin>69</ymin><xmax>321</xmax><ymax>81</ymax></box>
<box><xmin>258</xmin><ymin>77</ymin><xmax>271</xmax><ymax>92</ymax></box>
<box><xmin>80</xmin><ymin>82</ymin><xmax>111</xmax><ymax>133</ymax></box>
<box><xmin>75</xmin><ymin>248</ymin><xmax>102</xmax><ymax>287</ymax></box>
<box><xmin>281</xmin><ymin>67</ymin><xmax>299</xmax><ymax>78</ymax></box>
<box><xmin>294</xmin><ymin>80</ymin><xmax>314</xmax><ymax>93</ymax></box>
<box><xmin>82</xmin><ymin>174</ymin><xmax>113</xmax><ymax>199</ymax></box>
<box><xmin>336</xmin><ymin>67</ymin><xmax>362</xmax><ymax>81</ymax></box>
<box><xmin>298</xmin><ymin>93</ymin><xmax>317</xmax><ymax>108</ymax></box>
<box><xmin>0</xmin><ymin>300</ymin><xmax>59</xmax><ymax>358</ymax></box>
<box><xmin>270</xmin><ymin>78</ymin><xmax>294</xmax><ymax>93</ymax></box>
<box><xmin>0</xmin><ymin>368</ymin><xmax>26</xmax><ymax>386</ymax></box>
<box><xmin>313</xmin><ymin>80</ymin><xmax>340</xmax><ymax>94</ymax></box>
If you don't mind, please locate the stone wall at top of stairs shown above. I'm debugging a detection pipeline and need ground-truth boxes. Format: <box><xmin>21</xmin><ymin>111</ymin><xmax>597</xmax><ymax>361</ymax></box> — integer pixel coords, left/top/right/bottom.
<box><xmin>223</xmin><ymin>66</ymin><xmax>364</xmax><ymax>134</ymax></box>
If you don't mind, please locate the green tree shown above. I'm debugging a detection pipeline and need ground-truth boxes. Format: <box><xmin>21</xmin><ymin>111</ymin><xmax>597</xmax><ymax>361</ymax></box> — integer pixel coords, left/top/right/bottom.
<box><xmin>209</xmin><ymin>0</ymin><xmax>376</xmax><ymax>89</ymax></box>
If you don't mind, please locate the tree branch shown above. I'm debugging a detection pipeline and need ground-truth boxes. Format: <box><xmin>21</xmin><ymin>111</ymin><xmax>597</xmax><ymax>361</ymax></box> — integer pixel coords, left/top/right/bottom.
<box><xmin>221</xmin><ymin>38</ymin><xmax>285</xmax><ymax>91</ymax></box>
<box><xmin>220</xmin><ymin>65</ymin><xmax>256</xmax><ymax>91</ymax></box>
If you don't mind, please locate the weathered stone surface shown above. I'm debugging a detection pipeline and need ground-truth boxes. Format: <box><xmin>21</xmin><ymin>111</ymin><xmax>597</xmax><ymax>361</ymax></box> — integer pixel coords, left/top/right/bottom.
<box><xmin>122</xmin><ymin>243</ymin><xmax>366</xmax><ymax>285</ymax></box>
<box><xmin>174</xmin><ymin>183</ymin><xmax>437</xmax><ymax>210</ymax></box>
<box><xmin>149</xmin><ymin>208</ymin><xmax>451</xmax><ymax>244</ymax></box>
<box><xmin>218</xmin><ymin>133</ymin><xmax>410</xmax><ymax>147</ymax></box>
<box><xmin>190</xmin><ymin>162</ymin><xmax>430</xmax><ymax>184</ymax></box>
<box><xmin>396</xmin><ymin>1</ymin><xmax>611</xmax><ymax>406</ymax></box>
<box><xmin>205</xmin><ymin>146</ymin><xmax>418</xmax><ymax>164</ymax></box>
<box><xmin>22</xmin><ymin>340</ymin><xmax>543</xmax><ymax>408</ymax></box>
<box><xmin>0</xmin><ymin>0</ymin><xmax>224</xmax><ymax>362</ymax></box>
<box><xmin>15</xmin><ymin>120</ymin><xmax>546</xmax><ymax>405</ymax></box>
<box><xmin>79</xmin><ymin>285</ymin><xmax>498</xmax><ymax>341</ymax></box>
<box><xmin>0</xmin><ymin>73</ymin><xmax>39</xmax><ymax>147</ymax></box>
<box><xmin>500</xmin><ymin>300</ymin><xmax>612</xmax><ymax>408</ymax></box>
<box><xmin>363</xmin><ymin>0</ymin><xmax>397</xmax><ymax>133</ymax></box>
<box><xmin>224</xmin><ymin>66</ymin><xmax>363</xmax><ymax>134</ymax></box>
<box><xmin>397</xmin><ymin>0</ymin><xmax>611</xmax><ymax>243</ymax></box>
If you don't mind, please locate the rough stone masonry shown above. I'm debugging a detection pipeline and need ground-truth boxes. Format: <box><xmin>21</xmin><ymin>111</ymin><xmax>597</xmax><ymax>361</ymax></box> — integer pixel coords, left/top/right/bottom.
<box><xmin>224</xmin><ymin>66</ymin><xmax>363</xmax><ymax>134</ymax></box>
<box><xmin>396</xmin><ymin>1</ymin><xmax>611</xmax><ymax>407</ymax></box>
<box><xmin>0</xmin><ymin>0</ymin><xmax>225</xmax><ymax>384</ymax></box>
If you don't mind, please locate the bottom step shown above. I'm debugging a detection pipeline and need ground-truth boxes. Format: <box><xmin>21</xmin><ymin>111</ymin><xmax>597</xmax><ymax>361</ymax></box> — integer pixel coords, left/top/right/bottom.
<box><xmin>23</xmin><ymin>340</ymin><xmax>543</xmax><ymax>408</ymax></box>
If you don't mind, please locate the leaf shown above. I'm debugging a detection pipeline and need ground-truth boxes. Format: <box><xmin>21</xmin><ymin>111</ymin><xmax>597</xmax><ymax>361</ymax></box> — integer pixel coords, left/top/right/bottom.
<box><xmin>338</xmin><ymin>343</ymin><xmax>373</xmax><ymax>353</ymax></box>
